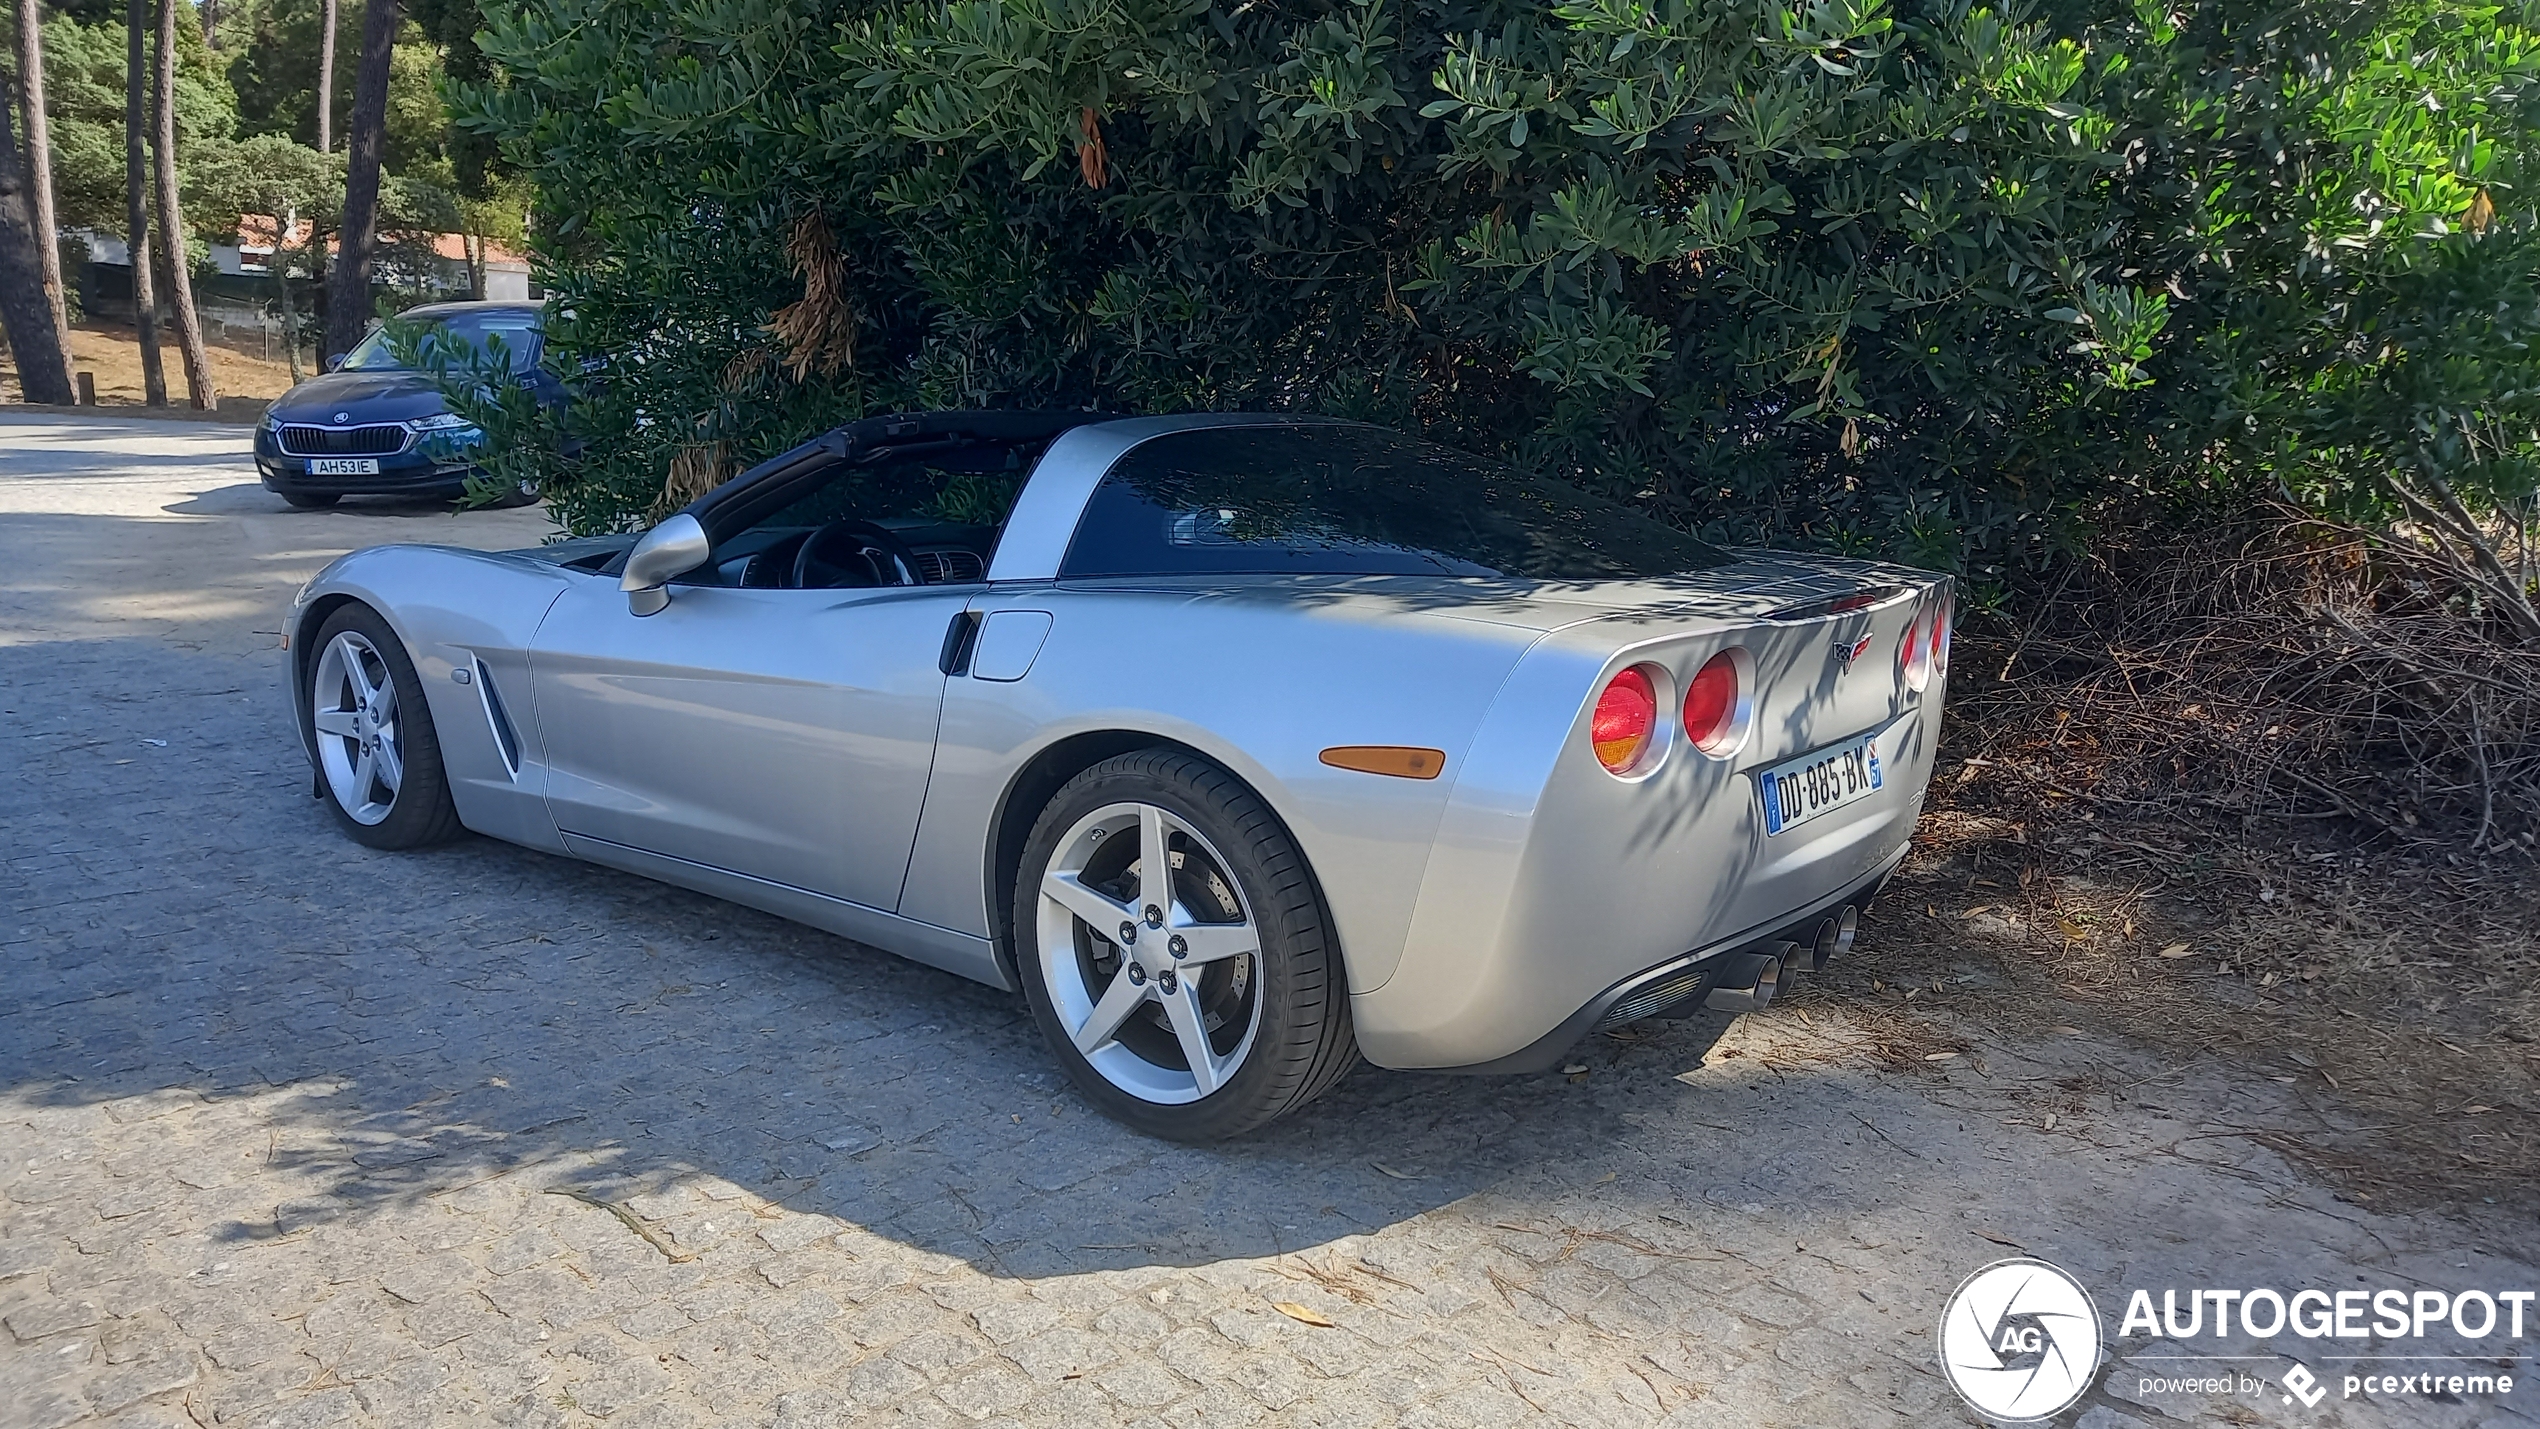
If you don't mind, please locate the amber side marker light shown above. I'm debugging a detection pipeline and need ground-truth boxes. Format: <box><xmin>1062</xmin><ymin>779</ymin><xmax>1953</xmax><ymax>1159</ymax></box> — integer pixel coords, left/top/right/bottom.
<box><xmin>1320</xmin><ymin>745</ymin><xmax>1447</xmax><ymax>780</ymax></box>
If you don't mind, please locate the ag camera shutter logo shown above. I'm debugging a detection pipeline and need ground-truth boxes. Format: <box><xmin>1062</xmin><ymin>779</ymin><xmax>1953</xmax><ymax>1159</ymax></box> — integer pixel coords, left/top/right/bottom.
<box><xmin>1939</xmin><ymin>1258</ymin><xmax>2104</xmax><ymax>1421</ymax></box>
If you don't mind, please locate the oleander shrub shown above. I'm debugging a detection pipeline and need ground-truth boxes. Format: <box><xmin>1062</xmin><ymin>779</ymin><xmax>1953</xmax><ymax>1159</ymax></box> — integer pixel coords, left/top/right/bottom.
<box><xmin>445</xmin><ymin>0</ymin><xmax>2539</xmax><ymax>619</ymax></box>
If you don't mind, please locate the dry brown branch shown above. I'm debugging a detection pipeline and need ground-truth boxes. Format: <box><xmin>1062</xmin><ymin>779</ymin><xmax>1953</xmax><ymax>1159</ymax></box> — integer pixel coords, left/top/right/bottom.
<box><xmin>656</xmin><ymin>440</ymin><xmax>729</xmax><ymax>516</ymax></box>
<box><xmin>2383</xmin><ymin>475</ymin><xmax>2540</xmax><ymax>644</ymax></box>
<box><xmin>765</xmin><ymin>212</ymin><xmax>858</xmax><ymax>380</ymax></box>
<box><xmin>1947</xmin><ymin>510</ymin><xmax>2540</xmax><ymax>849</ymax></box>
<box><xmin>650</xmin><ymin>349</ymin><xmax>784</xmax><ymax>516</ymax></box>
<box><xmin>1077</xmin><ymin>107</ymin><xmax>1109</xmax><ymax>190</ymax></box>
<box><xmin>542</xmin><ymin>1186</ymin><xmax>698</xmax><ymax>1263</ymax></box>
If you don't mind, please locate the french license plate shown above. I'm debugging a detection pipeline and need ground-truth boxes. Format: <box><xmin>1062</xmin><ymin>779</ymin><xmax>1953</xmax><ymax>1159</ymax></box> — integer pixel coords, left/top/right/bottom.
<box><xmin>1758</xmin><ymin>729</ymin><xmax>1885</xmax><ymax>836</ymax></box>
<box><xmin>308</xmin><ymin>458</ymin><xmax>378</xmax><ymax>475</ymax></box>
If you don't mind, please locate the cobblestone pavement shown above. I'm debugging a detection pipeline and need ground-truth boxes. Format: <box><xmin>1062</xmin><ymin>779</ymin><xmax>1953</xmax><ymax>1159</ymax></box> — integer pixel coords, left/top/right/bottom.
<box><xmin>3</xmin><ymin>412</ymin><xmax>2533</xmax><ymax>1429</ymax></box>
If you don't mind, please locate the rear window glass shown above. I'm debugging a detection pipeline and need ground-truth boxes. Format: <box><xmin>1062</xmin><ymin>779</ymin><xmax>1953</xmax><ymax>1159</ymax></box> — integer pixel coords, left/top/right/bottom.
<box><xmin>1060</xmin><ymin>425</ymin><xmax>1726</xmax><ymax>581</ymax></box>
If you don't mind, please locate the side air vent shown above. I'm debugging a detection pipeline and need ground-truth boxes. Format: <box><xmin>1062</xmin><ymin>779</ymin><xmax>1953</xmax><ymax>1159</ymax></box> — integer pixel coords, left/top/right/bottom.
<box><xmin>474</xmin><ymin>657</ymin><xmax>523</xmax><ymax>778</ymax></box>
<box><xmin>913</xmin><ymin>549</ymin><xmax>986</xmax><ymax>585</ymax></box>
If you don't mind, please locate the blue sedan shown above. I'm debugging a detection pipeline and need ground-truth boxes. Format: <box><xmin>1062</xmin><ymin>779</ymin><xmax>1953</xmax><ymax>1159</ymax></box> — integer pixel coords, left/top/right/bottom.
<box><xmin>255</xmin><ymin>301</ymin><xmax>559</xmax><ymax>509</ymax></box>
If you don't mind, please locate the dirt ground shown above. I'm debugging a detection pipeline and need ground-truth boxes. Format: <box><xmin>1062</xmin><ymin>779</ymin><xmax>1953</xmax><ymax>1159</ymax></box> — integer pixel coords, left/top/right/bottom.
<box><xmin>7</xmin><ymin>411</ymin><xmax>2531</xmax><ymax>1429</ymax></box>
<box><xmin>1807</xmin><ymin>632</ymin><xmax>2540</xmax><ymax>1222</ymax></box>
<box><xmin>0</xmin><ymin>321</ymin><xmax>304</xmax><ymax>406</ymax></box>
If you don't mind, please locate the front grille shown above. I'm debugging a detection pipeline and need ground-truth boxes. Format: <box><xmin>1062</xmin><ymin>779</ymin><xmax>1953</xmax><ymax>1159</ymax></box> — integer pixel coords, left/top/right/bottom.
<box><xmin>912</xmin><ymin>549</ymin><xmax>985</xmax><ymax>584</ymax></box>
<box><xmin>280</xmin><ymin>424</ymin><xmax>408</xmax><ymax>456</ymax></box>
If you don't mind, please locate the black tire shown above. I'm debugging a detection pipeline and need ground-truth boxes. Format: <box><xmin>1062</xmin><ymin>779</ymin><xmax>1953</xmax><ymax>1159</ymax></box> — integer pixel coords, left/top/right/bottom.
<box><xmin>307</xmin><ymin>603</ymin><xmax>464</xmax><ymax>850</ymax></box>
<box><xmin>1013</xmin><ymin>750</ymin><xmax>1358</xmax><ymax>1140</ymax></box>
<box><xmin>485</xmin><ymin>477</ymin><xmax>540</xmax><ymax>509</ymax></box>
<box><xmin>281</xmin><ymin>491</ymin><xmax>341</xmax><ymax>509</ymax></box>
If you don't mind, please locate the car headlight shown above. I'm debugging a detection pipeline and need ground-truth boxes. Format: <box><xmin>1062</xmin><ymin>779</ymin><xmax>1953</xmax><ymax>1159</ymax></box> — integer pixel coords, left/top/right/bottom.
<box><xmin>407</xmin><ymin>413</ymin><xmax>481</xmax><ymax>435</ymax></box>
<box><xmin>260</xmin><ymin>412</ymin><xmax>283</xmax><ymax>433</ymax></box>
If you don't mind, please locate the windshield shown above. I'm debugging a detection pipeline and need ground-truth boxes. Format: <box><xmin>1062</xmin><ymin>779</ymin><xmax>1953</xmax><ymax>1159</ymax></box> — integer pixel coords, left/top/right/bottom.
<box><xmin>340</xmin><ymin>310</ymin><xmax>543</xmax><ymax>374</ymax></box>
<box><xmin>1061</xmin><ymin>424</ymin><xmax>1729</xmax><ymax>581</ymax></box>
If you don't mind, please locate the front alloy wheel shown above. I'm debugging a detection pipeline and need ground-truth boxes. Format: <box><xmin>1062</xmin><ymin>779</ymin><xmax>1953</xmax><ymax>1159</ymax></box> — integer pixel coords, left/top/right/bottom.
<box><xmin>313</xmin><ymin>630</ymin><xmax>403</xmax><ymax>825</ymax></box>
<box><xmin>307</xmin><ymin>603</ymin><xmax>463</xmax><ymax>849</ymax></box>
<box><xmin>1016</xmin><ymin>751</ymin><xmax>1357</xmax><ymax>1140</ymax></box>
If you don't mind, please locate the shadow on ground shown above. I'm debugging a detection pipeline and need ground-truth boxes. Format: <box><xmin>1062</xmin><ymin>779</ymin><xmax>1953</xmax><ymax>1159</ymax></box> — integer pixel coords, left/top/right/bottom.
<box><xmin>1</xmin><ymin>632</ymin><xmax>1764</xmax><ymax>1283</ymax></box>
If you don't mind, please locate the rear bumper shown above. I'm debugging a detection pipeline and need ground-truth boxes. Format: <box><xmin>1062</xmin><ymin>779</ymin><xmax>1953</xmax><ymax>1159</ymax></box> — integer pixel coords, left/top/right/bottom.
<box><xmin>1424</xmin><ymin>844</ymin><xmax>1910</xmax><ymax>1074</ymax></box>
<box><xmin>1348</xmin><ymin>627</ymin><xmax>1944</xmax><ymax>1071</ymax></box>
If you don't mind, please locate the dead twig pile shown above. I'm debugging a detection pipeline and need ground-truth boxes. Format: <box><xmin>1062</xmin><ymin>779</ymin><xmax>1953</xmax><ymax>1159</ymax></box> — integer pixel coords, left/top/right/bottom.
<box><xmin>1952</xmin><ymin>509</ymin><xmax>2540</xmax><ymax>854</ymax></box>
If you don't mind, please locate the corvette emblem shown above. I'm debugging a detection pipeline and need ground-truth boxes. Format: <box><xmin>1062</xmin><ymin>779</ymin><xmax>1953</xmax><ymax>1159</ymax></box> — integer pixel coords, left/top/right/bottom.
<box><xmin>1833</xmin><ymin>632</ymin><xmax>1874</xmax><ymax>669</ymax></box>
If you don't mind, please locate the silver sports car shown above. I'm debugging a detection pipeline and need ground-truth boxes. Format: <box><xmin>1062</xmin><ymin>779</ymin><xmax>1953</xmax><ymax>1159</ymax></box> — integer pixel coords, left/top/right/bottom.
<box><xmin>286</xmin><ymin>412</ymin><xmax>1950</xmax><ymax>1139</ymax></box>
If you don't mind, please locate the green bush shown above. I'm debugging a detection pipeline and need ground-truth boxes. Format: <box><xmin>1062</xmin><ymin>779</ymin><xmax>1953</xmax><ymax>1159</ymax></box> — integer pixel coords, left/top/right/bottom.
<box><xmin>452</xmin><ymin>0</ymin><xmax>2540</xmax><ymax>609</ymax></box>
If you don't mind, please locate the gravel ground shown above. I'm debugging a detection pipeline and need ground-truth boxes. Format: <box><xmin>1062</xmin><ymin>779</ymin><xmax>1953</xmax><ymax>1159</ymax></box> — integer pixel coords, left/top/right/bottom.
<box><xmin>2</xmin><ymin>411</ymin><xmax>2532</xmax><ymax>1429</ymax></box>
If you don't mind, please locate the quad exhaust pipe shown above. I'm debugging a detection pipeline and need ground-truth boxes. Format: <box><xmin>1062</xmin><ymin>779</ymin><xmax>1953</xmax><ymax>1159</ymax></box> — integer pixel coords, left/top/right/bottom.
<box><xmin>1703</xmin><ymin>947</ymin><xmax>1785</xmax><ymax>1012</ymax></box>
<box><xmin>1789</xmin><ymin>904</ymin><xmax>1859</xmax><ymax>974</ymax></box>
<box><xmin>1704</xmin><ymin>904</ymin><xmax>1860</xmax><ymax>1011</ymax></box>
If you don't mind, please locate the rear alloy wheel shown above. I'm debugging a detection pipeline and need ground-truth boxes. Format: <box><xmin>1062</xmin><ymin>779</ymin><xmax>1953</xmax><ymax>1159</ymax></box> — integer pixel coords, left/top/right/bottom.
<box><xmin>1015</xmin><ymin>751</ymin><xmax>1357</xmax><ymax>1140</ymax></box>
<box><xmin>308</xmin><ymin>604</ymin><xmax>462</xmax><ymax>849</ymax></box>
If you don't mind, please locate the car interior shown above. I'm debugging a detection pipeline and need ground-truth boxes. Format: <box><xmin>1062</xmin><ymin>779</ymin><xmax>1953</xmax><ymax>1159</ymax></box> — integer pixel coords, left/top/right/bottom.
<box><xmin>543</xmin><ymin>413</ymin><xmax>1142</xmax><ymax>589</ymax></box>
<box><xmin>701</xmin><ymin>513</ymin><xmax>996</xmax><ymax>589</ymax></box>
<box><xmin>692</xmin><ymin>443</ymin><xmax>1029</xmax><ymax>589</ymax></box>
<box><xmin>554</xmin><ymin>441</ymin><xmax>1049</xmax><ymax>590</ymax></box>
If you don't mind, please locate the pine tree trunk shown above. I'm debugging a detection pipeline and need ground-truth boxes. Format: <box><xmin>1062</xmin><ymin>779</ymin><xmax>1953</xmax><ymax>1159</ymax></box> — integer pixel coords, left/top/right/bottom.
<box><xmin>15</xmin><ymin>0</ymin><xmax>74</xmax><ymax>382</ymax></box>
<box><xmin>152</xmin><ymin>0</ymin><xmax>213</xmax><ymax>409</ymax></box>
<box><xmin>123</xmin><ymin>0</ymin><xmax>163</xmax><ymax>405</ymax></box>
<box><xmin>466</xmin><ymin>231</ymin><xmax>484</xmax><ymax>300</ymax></box>
<box><xmin>275</xmin><ymin>210</ymin><xmax>303</xmax><ymax>383</ymax></box>
<box><xmin>316</xmin><ymin>0</ymin><xmax>336</xmax><ymax>153</ymax></box>
<box><xmin>323</xmin><ymin>0</ymin><xmax>398</xmax><ymax>363</ymax></box>
<box><xmin>0</xmin><ymin>56</ymin><xmax>74</xmax><ymax>404</ymax></box>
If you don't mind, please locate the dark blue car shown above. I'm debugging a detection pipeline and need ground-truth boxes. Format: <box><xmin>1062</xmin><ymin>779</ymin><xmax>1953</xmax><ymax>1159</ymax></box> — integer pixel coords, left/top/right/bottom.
<box><xmin>255</xmin><ymin>301</ymin><xmax>558</xmax><ymax>509</ymax></box>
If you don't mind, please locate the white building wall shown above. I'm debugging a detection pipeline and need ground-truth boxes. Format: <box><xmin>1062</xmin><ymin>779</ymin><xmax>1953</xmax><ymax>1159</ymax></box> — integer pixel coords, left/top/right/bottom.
<box><xmin>72</xmin><ymin>229</ymin><xmax>130</xmax><ymax>265</ymax></box>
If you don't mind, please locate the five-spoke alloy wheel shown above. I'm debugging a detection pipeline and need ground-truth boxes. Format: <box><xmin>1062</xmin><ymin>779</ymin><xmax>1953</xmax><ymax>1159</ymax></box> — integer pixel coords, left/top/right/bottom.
<box><xmin>1037</xmin><ymin>799</ymin><xmax>1264</xmax><ymax>1103</ymax></box>
<box><xmin>308</xmin><ymin>604</ymin><xmax>462</xmax><ymax>849</ymax></box>
<box><xmin>313</xmin><ymin>628</ymin><xmax>405</xmax><ymax>825</ymax></box>
<box><xmin>1016</xmin><ymin>750</ymin><xmax>1357</xmax><ymax>1140</ymax></box>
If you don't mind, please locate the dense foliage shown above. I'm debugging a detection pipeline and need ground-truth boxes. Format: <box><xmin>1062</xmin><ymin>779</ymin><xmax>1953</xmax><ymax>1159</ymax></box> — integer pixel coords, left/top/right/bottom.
<box><xmin>7</xmin><ymin>0</ymin><xmax>525</xmax><ymax>282</ymax></box>
<box><xmin>451</xmin><ymin>0</ymin><xmax>2540</xmax><ymax>601</ymax></box>
<box><xmin>21</xmin><ymin>8</ymin><xmax>234</xmax><ymax>235</ymax></box>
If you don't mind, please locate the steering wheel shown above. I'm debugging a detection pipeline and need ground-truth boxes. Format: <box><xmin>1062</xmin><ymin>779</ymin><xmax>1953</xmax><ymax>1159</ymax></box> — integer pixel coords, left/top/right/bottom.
<box><xmin>792</xmin><ymin>519</ymin><xmax>924</xmax><ymax>589</ymax></box>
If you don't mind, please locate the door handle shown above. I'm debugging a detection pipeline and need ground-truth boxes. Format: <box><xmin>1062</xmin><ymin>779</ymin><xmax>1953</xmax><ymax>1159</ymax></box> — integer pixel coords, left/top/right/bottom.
<box><xmin>938</xmin><ymin>612</ymin><xmax>982</xmax><ymax>675</ymax></box>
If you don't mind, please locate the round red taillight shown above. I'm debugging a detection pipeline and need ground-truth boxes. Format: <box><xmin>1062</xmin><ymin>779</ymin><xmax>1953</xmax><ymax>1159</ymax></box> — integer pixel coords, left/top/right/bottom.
<box><xmin>1901</xmin><ymin>601</ymin><xmax>1936</xmax><ymax>692</ymax></box>
<box><xmin>1683</xmin><ymin>651</ymin><xmax>1741</xmax><ymax>754</ymax></box>
<box><xmin>1591</xmin><ymin>666</ymin><xmax>1658</xmax><ymax>774</ymax></box>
